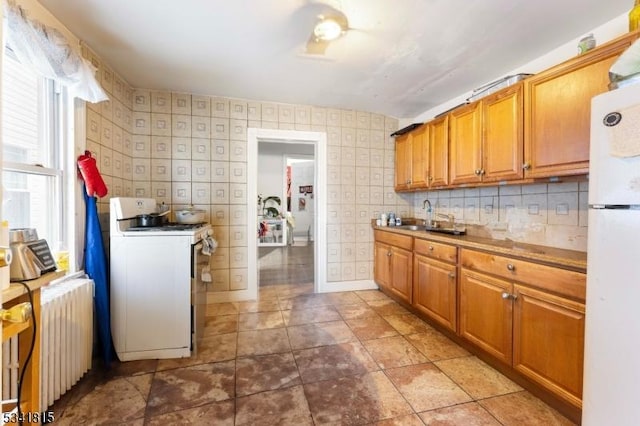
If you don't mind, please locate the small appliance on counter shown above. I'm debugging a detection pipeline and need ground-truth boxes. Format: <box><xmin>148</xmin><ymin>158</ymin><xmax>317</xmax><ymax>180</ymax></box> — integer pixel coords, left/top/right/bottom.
<box><xmin>9</xmin><ymin>228</ymin><xmax>57</xmax><ymax>281</ymax></box>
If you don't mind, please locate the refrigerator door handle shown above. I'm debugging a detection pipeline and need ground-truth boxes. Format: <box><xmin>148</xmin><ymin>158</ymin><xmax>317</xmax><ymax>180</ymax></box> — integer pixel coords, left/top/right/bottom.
<box><xmin>589</xmin><ymin>204</ymin><xmax>640</xmax><ymax>210</ymax></box>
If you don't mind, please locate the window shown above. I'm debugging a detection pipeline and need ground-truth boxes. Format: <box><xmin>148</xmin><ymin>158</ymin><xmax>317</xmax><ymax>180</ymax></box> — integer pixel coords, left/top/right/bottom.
<box><xmin>2</xmin><ymin>50</ymin><xmax>67</xmax><ymax>253</ymax></box>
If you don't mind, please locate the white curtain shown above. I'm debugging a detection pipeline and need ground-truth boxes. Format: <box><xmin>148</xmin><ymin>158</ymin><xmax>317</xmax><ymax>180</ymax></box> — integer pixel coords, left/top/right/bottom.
<box><xmin>3</xmin><ymin>0</ymin><xmax>109</xmax><ymax>103</ymax></box>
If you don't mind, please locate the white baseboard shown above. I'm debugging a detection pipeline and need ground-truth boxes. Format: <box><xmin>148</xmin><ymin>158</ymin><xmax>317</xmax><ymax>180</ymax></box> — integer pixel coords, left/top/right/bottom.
<box><xmin>318</xmin><ymin>279</ymin><xmax>379</xmax><ymax>293</ymax></box>
<box><xmin>207</xmin><ymin>288</ymin><xmax>258</xmax><ymax>303</ymax></box>
<box><xmin>207</xmin><ymin>280</ymin><xmax>380</xmax><ymax>303</ymax></box>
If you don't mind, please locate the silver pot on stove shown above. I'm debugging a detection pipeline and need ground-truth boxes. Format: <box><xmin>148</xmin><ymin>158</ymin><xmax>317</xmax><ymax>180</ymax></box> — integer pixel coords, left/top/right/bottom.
<box><xmin>120</xmin><ymin>210</ymin><xmax>170</xmax><ymax>227</ymax></box>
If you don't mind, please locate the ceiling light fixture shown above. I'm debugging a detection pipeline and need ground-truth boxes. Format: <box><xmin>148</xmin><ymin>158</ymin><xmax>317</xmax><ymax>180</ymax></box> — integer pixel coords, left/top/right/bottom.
<box><xmin>313</xmin><ymin>16</ymin><xmax>346</xmax><ymax>41</ymax></box>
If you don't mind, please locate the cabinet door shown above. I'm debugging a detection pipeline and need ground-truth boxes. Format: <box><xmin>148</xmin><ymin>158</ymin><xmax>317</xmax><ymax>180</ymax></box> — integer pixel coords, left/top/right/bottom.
<box><xmin>483</xmin><ymin>82</ymin><xmax>524</xmax><ymax>182</ymax></box>
<box><xmin>374</xmin><ymin>241</ymin><xmax>391</xmax><ymax>289</ymax></box>
<box><xmin>450</xmin><ymin>101</ymin><xmax>483</xmax><ymax>185</ymax></box>
<box><xmin>459</xmin><ymin>268</ymin><xmax>512</xmax><ymax>364</ymax></box>
<box><xmin>429</xmin><ymin>115</ymin><xmax>449</xmax><ymax>187</ymax></box>
<box><xmin>410</xmin><ymin>125</ymin><xmax>429</xmax><ymax>189</ymax></box>
<box><xmin>394</xmin><ymin>134</ymin><xmax>411</xmax><ymax>190</ymax></box>
<box><xmin>413</xmin><ymin>254</ymin><xmax>456</xmax><ymax>332</ymax></box>
<box><xmin>524</xmin><ymin>34</ymin><xmax>637</xmax><ymax>178</ymax></box>
<box><xmin>390</xmin><ymin>246</ymin><xmax>413</xmax><ymax>304</ymax></box>
<box><xmin>513</xmin><ymin>285</ymin><xmax>585</xmax><ymax>409</ymax></box>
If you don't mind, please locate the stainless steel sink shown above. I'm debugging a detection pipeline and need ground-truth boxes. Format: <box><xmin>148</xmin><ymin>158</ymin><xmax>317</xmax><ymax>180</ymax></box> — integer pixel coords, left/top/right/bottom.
<box><xmin>427</xmin><ymin>227</ymin><xmax>466</xmax><ymax>235</ymax></box>
<box><xmin>395</xmin><ymin>224</ymin><xmax>427</xmax><ymax>231</ymax></box>
<box><xmin>394</xmin><ymin>224</ymin><xmax>466</xmax><ymax>235</ymax></box>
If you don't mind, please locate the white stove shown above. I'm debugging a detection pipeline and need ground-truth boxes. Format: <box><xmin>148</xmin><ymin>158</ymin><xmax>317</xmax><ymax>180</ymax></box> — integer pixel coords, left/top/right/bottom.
<box><xmin>110</xmin><ymin>197</ymin><xmax>210</xmax><ymax>239</ymax></box>
<box><xmin>109</xmin><ymin>197</ymin><xmax>214</xmax><ymax>361</ymax></box>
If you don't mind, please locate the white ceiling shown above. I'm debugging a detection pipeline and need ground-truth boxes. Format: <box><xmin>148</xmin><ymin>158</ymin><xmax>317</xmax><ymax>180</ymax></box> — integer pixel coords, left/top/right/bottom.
<box><xmin>38</xmin><ymin>0</ymin><xmax>632</xmax><ymax>119</ymax></box>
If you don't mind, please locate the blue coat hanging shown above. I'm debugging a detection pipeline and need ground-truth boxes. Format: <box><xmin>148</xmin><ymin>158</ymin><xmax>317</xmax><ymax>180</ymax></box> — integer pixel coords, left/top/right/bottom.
<box><xmin>83</xmin><ymin>186</ymin><xmax>114</xmax><ymax>366</ymax></box>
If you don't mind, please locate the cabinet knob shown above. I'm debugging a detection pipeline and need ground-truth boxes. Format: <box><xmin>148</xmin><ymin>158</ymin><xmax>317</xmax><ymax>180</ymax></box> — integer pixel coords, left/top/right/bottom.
<box><xmin>448</xmin><ymin>272</ymin><xmax>455</xmax><ymax>279</ymax></box>
<box><xmin>522</xmin><ymin>162</ymin><xmax>531</xmax><ymax>170</ymax></box>
<box><xmin>428</xmin><ymin>246</ymin><xmax>434</xmax><ymax>251</ymax></box>
<box><xmin>480</xmin><ymin>169</ymin><xmax>485</xmax><ymax>175</ymax></box>
<box><xmin>428</xmin><ymin>176</ymin><xmax>433</xmax><ymax>181</ymax></box>
<box><xmin>501</xmin><ymin>292</ymin><xmax>517</xmax><ymax>300</ymax></box>
<box><xmin>387</xmin><ymin>251</ymin><xmax>392</xmax><ymax>257</ymax></box>
<box><xmin>474</xmin><ymin>169</ymin><xmax>481</xmax><ymax>175</ymax></box>
<box><xmin>506</xmin><ymin>263</ymin><xmax>515</xmax><ymax>271</ymax></box>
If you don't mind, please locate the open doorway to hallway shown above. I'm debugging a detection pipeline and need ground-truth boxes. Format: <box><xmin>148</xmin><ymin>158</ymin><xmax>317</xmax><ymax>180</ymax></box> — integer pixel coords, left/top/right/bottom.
<box><xmin>257</xmin><ymin>142</ymin><xmax>315</xmax><ymax>288</ymax></box>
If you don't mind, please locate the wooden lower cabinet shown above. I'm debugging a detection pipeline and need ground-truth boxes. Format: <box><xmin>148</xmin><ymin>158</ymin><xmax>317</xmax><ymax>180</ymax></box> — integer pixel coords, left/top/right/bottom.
<box><xmin>459</xmin><ymin>268</ymin><xmax>513</xmax><ymax>364</ymax></box>
<box><xmin>375</xmin><ymin>233</ymin><xmax>586</xmax><ymax>417</ymax></box>
<box><xmin>374</xmin><ymin>240</ymin><xmax>392</xmax><ymax>288</ymax></box>
<box><xmin>513</xmin><ymin>285</ymin><xmax>585</xmax><ymax>409</ymax></box>
<box><xmin>459</xmin><ymin>248</ymin><xmax>586</xmax><ymax>411</ymax></box>
<box><xmin>412</xmin><ymin>238</ymin><xmax>457</xmax><ymax>332</ymax></box>
<box><xmin>413</xmin><ymin>254</ymin><xmax>456</xmax><ymax>331</ymax></box>
<box><xmin>373</xmin><ymin>231</ymin><xmax>413</xmax><ymax>304</ymax></box>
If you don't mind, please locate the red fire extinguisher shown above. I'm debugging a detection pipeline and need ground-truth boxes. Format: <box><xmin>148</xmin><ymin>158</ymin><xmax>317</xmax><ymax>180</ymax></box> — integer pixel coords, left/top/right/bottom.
<box><xmin>77</xmin><ymin>150</ymin><xmax>108</xmax><ymax>198</ymax></box>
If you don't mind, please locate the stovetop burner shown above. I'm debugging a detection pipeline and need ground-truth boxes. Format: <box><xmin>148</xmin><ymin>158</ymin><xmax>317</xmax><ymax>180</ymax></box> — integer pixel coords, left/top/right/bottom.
<box><xmin>126</xmin><ymin>222</ymin><xmax>207</xmax><ymax>232</ymax></box>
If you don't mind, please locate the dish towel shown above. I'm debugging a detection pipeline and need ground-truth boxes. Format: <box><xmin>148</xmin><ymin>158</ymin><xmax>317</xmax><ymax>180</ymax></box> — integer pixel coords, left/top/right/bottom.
<box><xmin>202</xmin><ymin>236</ymin><xmax>218</xmax><ymax>256</ymax></box>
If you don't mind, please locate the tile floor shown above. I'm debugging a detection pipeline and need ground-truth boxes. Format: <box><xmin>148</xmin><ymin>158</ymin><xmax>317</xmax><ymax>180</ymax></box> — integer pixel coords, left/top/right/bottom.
<box><xmin>258</xmin><ymin>240</ymin><xmax>314</xmax><ymax>286</ymax></box>
<box><xmin>49</xmin><ymin>282</ymin><xmax>576</xmax><ymax>425</ymax></box>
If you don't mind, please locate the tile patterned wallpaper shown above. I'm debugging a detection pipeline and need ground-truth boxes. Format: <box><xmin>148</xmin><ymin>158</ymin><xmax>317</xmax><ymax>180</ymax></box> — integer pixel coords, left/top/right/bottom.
<box><xmin>82</xmin><ymin>46</ymin><xmax>410</xmax><ymax>293</ymax></box>
<box><xmin>82</xmin><ymin>46</ymin><xmax>586</xmax><ymax>299</ymax></box>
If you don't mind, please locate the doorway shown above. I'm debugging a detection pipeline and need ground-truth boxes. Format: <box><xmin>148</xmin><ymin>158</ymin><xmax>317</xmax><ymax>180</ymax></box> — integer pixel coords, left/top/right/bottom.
<box><xmin>286</xmin><ymin>155</ymin><xmax>315</xmax><ymax>244</ymax></box>
<box><xmin>256</xmin><ymin>146</ymin><xmax>315</xmax><ymax>287</ymax></box>
<box><xmin>247</xmin><ymin>128</ymin><xmax>327</xmax><ymax>299</ymax></box>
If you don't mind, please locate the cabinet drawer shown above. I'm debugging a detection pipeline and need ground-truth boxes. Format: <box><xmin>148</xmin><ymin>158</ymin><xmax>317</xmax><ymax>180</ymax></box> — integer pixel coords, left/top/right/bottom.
<box><xmin>414</xmin><ymin>238</ymin><xmax>457</xmax><ymax>263</ymax></box>
<box><xmin>460</xmin><ymin>249</ymin><xmax>585</xmax><ymax>301</ymax></box>
<box><xmin>374</xmin><ymin>230</ymin><xmax>413</xmax><ymax>250</ymax></box>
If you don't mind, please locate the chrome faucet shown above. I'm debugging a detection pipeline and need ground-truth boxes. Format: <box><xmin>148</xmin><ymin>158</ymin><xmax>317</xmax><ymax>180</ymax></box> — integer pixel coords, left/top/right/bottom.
<box><xmin>436</xmin><ymin>213</ymin><xmax>455</xmax><ymax>227</ymax></box>
<box><xmin>422</xmin><ymin>199</ymin><xmax>432</xmax><ymax>225</ymax></box>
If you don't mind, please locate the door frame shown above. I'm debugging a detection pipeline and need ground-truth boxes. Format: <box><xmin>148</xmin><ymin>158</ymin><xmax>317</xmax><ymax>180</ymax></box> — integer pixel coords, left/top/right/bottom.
<box><xmin>247</xmin><ymin>128</ymin><xmax>327</xmax><ymax>297</ymax></box>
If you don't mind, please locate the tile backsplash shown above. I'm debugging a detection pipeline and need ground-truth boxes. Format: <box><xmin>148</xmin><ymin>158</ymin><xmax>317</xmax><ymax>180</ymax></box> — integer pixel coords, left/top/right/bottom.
<box><xmin>412</xmin><ymin>181</ymin><xmax>588</xmax><ymax>252</ymax></box>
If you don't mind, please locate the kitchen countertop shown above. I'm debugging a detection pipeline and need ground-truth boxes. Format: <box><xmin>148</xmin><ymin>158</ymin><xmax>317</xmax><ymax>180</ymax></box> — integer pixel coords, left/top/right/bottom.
<box><xmin>373</xmin><ymin>224</ymin><xmax>587</xmax><ymax>272</ymax></box>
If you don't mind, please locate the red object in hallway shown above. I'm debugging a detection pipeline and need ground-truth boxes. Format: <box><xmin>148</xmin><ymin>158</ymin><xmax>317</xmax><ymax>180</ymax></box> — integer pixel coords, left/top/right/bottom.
<box><xmin>77</xmin><ymin>150</ymin><xmax>108</xmax><ymax>198</ymax></box>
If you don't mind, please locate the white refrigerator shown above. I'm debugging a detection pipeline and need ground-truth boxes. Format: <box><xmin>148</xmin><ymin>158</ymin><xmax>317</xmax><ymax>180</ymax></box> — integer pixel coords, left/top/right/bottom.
<box><xmin>583</xmin><ymin>82</ymin><xmax>640</xmax><ymax>425</ymax></box>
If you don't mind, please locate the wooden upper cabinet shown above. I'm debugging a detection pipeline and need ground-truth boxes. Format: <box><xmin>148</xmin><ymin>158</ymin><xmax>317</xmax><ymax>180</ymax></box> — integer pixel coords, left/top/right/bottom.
<box><xmin>450</xmin><ymin>83</ymin><xmax>524</xmax><ymax>185</ymax></box>
<box><xmin>394</xmin><ymin>133</ymin><xmax>411</xmax><ymax>190</ymax></box>
<box><xmin>483</xmin><ymin>82</ymin><xmax>524</xmax><ymax>182</ymax></box>
<box><xmin>428</xmin><ymin>115</ymin><xmax>449</xmax><ymax>187</ymax></box>
<box><xmin>449</xmin><ymin>101</ymin><xmax>483</xmax><ymax>185</ymax></box>
<box><xmin>524</xmin><ymin>32</ymin><xmax>639</xmax><ymax>178</ymax></box>
<box><xmin>394</xmin><ymin>124</ymin><xmax>429</xmax><ymax>191</ymax></box>
<box><xmin>410</xmin><ymin>124</ymin><xmax>429</xmax><ymax>189</ymax></box>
